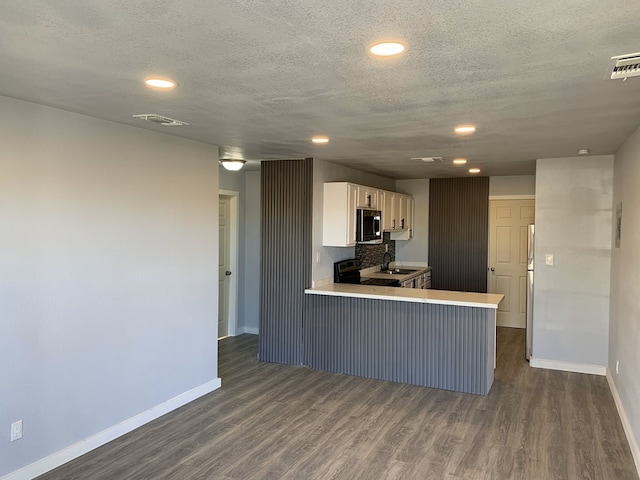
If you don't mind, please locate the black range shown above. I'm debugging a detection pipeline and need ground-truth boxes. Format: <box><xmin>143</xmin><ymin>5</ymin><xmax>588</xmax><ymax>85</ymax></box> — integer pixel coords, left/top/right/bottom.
<box><xmin>334</xmin><ymin>259</ymin><xmax>401</xmax><ymax>287</ymax></box>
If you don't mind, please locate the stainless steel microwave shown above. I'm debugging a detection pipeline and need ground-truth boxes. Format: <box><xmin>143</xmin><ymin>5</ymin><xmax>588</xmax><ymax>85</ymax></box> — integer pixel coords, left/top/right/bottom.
<box><xmin>356</xmin><ymin>208</ymin><xmax>382</xmax><ymax>244</ymax></box>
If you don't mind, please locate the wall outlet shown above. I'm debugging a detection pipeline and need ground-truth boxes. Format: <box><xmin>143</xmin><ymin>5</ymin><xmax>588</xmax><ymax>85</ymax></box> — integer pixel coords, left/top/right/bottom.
<box><xmin>545</xmin><ymin>254</ymin><xmax>554</xmax><ymax>266</ymax></box>
<box><xmin>616</xmin><ymin>360</ymin><xmax>620</xmax><ymax>375</ymax></box>
<box><xmin>385</xmin><ymin>244</ymin><xmax>389</xmax><ymax>252</ymax></box>
<box><xmin>11</xmin><ymin>420</ymin><xmax>23</xmax><ymax>442</ymax></box>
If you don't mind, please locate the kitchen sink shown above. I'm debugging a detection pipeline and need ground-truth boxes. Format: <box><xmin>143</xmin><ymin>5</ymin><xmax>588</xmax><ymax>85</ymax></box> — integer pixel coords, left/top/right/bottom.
<box><xmin>382</xmin><ymin>268</ymin><xmax>420</xmax><ymax>275</ymax></box>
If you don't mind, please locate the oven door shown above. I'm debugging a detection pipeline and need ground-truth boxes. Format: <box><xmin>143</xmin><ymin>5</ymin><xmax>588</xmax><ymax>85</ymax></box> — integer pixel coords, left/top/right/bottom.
<box><xmin>356</xmin><ymin>209</ymin><xmax>382</xmax><ymax>244</ymax></box>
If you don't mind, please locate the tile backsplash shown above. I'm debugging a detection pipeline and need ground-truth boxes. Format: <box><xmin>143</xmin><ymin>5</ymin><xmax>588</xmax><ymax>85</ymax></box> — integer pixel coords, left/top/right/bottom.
<box><xmin>355</xmin><ymin>232</ymin><xmax>395</xmax><ymax>269</ymax></box>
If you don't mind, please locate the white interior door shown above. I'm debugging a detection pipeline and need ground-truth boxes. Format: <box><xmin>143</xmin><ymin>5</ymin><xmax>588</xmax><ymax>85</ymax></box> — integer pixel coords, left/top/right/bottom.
<box><xmin>488</xmin><ymin>199</ymin><xmax>535</xmax><ymax>328</ymax></box>
<box><xmin>218</xmin><ymin>197</ymin><xmax>231</xmax><ymax>338</ymax></box>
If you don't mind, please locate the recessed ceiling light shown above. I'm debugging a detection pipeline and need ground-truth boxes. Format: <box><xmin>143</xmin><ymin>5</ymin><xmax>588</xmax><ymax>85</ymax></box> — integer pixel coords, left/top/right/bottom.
<box><xmin>144</xmin><ymin>78</ymin><xmax>176</xmax><ymax>89</ymax></box>
<box><xmin>312</xmin><ymin>136</ymin><xmax>330</xmax><ymax>144</ymax></box>
<box><xmin>453</xmin><ymin>158</ymin><xmax>467</xmax><ymax>165</ymax></box>
<box><xmin>578</xmin><ymin>149</ymin><xmax>590</xmax><ymax>155</ymax></box>
<box><xmin>454</xmin><ymin>125</ymin><xmax>476</xmax><ymax>134</ymax></box>
<box><xmin>369</xmin><ymin>42</ymin><xmax>406</xmax><ymax>57</ymax></box>
<box><xmin>469</xmin><ymin>168</ymin><xmax>481</xmax><ymax>174</ymax></box>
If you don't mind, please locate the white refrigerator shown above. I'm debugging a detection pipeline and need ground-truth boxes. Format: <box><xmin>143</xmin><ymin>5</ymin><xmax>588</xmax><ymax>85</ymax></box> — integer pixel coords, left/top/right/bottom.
<box><xmin>526</xmin><ymin>224</ymin><xmax>534</xmax><ymax>360</ymax></box>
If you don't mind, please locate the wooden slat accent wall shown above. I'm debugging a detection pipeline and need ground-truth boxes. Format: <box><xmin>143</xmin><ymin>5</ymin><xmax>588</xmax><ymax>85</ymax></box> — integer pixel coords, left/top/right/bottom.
<box><xmin>429</xmin><ymin>177</ymin><xmax>489</xmax><ymax>292</ymax></box>
<box><xmin>258</xmin><ymin>158</ymin><xmax>313</xmax><ymax>365</ymax></box>
<box><xmin>304</xmin><ymin>295</ymin><xmax>495</xmax><ymax>395</ymax></box>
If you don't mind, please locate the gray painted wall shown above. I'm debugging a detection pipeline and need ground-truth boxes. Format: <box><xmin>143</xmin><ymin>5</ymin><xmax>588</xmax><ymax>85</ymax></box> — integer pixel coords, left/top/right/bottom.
<box><xmin>609</xmin><ymin>125</ymin><xmax>640</xmax><ymax>457</ymax></box>
<box><xmin>395</xmin><ymin>179</ymin><xmax>429</xmax><ymax>265</ymax></box>
<box><xmin>0</xmin><ymin>96</ymin><xmax>220</xmax><ymax>477</ymax></box>
<box><xmin>489</xmin><ymin>175</ymin><xmax>536</xmax><ymax>196</ymax></box>
<box><xmin>533</xmin><ymin>155</ymin><xmax>613</xmax><ymax>367</ymax></box>
<box><xmin>312</xmin><ymin>160</ymin><xmax>396</xmax><ymax>283</ymax></box>
<box><xmin>243</xmin><ymin>170</ymin><xmax>261</xmax><ymax>332</ymax></box>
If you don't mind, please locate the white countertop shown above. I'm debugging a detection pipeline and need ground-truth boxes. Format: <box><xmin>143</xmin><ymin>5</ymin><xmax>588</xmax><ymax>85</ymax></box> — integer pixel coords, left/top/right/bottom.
<box><xmin>305</xmin><ymin>283</ymin><xmax>504</xmax><ymax>309</ymax></box>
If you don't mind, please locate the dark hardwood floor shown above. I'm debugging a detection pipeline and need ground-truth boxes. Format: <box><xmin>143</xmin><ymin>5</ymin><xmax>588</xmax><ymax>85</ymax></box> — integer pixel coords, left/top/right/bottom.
<box><xmin>38</xmin><ymin>328</ymin><xmax>638</xmax><ymax>479</ymax></box>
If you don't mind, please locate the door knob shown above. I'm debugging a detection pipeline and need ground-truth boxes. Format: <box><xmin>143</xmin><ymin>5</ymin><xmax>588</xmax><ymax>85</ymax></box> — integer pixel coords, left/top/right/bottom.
<box><xmin>490</xmin><ymin>267</ymin><xmax>495</xmax><ymax>272</ymax></box>
<box><xmin>225</xmin><ymin>271</ymin><xmax>232</xmax><ymax>276</ymax></box>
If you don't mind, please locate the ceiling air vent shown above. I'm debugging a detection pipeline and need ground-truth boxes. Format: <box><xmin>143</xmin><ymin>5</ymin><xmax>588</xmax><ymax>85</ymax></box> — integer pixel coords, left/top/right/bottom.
<box><xmin>412</xmin><ymin>157</ymin><xmax>444</xmax><ymax>163</ymax></box>
<box><xmin>132</xmin><ymin>114</ymin><xmax>189</xmax><ymax>126</ymax></box>
<box><xmin>609</xmin><ymin>52</ymin><xmax>640</xmax><ymax>80</ymax></box>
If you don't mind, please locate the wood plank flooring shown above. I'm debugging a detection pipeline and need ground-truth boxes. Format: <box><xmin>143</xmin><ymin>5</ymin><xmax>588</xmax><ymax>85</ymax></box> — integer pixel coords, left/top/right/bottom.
<box><xmin>37</xmin><ymin>328</ymin><xmax>638</xmax><ymax>479</ymax></box>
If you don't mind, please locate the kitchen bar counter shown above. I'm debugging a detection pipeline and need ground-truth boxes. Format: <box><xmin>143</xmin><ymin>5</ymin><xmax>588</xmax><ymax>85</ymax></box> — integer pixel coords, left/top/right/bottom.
<box><xmin>304</xmin><ymin>284</ymin><xmax>503</xmax><ymax>395</ymax></box>
<box><xmin>305</xmin><ymin>283</ymin><xmax>503</xmax><ymax>308</ymax></box>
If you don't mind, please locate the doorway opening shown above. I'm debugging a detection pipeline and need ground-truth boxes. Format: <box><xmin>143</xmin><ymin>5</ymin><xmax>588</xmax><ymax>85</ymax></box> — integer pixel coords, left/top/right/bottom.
<box><xmin>219</xmin><ymin>190</ymin><xmax>239</xmax><ymax>339</ymax></box>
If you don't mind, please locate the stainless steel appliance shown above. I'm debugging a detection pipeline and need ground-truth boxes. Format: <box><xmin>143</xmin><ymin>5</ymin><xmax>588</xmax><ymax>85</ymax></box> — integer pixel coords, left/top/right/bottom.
<box><xmin>526</xmin><ymin>224</ymin><xmax>534</xmax><ymax>360</ymax></box>
<box><xmin>334</xmin><ymin>258</ymin><xmax>400</xmax><ymax>287</ymax></box>
<box><xmin>356</xmin><ymin>208</ymin><xmax>382</xmax><ymax>244</ymax></box>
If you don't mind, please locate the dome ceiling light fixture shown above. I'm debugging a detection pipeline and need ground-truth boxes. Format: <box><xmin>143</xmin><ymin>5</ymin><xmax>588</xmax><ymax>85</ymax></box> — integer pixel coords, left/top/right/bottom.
<box><xmin>220</xmin><ymin>159</ymin><xmax>246</xmax><ymax>171</ymax></box>
<box><xmin>369</xmin><ymin>41</ymin><xmax>406</xmax><ymax>57</ymax></box>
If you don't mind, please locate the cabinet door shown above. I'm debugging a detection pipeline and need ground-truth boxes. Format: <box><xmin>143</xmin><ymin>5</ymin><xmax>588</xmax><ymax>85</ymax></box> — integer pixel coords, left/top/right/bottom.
<box><xmin>382</xmin><ymin>191</ymin><xmax>395</xmax><ymax>230</ymax></box>
<box><xmin>397</xmin><ymin>194</ymin><xmax>407</xmax><ymax>230</ymax></box>
<box><xmin>357</xmin><ymin>186</ymin><xmax>378</xmax><ymax>209</ymax></box>
<box><xmin>347</xmin><ymin>184</ymin><xmax>358</xmax><ymax>245</ymax></box>
<box><xmin>406</xmin><ymin>196</ymin><xmax>415</xmax><ymax>238</ymax></box>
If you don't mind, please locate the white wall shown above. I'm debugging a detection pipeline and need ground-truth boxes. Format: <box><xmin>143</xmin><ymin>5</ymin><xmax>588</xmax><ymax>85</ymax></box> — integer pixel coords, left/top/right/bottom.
<box><xmin>312</xmin><ymin>160</ymin><xmax>395</xmax><ymax>283</ymax></box>
<box><xmin>489</xmin><ymin>175</ymin><xmax>536</xmax><ymax>196</ymax></box>
<box><xmin>533</xmin><ymin>156</ymin><xmax>613</xmax><ymax>370</ymax></box>
<box><xmin>609</xmin><ymin>125</ymin><xmax>640</xmax><ymax>470</ymax></box>
<box><xmin>395</xmin><ymin>179</ymin><xmax>429</xmax><ymax>265</ymax></box>
<box><xmin>0</xmin><ymin>96</ymin><xmax>220</xmax><ymax>478</ymax></box>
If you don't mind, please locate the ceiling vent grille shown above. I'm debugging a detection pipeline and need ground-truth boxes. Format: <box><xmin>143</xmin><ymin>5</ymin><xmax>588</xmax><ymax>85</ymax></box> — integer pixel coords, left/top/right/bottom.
<box><xmin>132</xmin><ymin>114</ymin><xmax>189</xmax><ymax>126</ymax></box>
<box><xmin>412</xmin><ymin>157</ymin><xmax>444</xmax><ymax>163</ymax></box>
<box><xmin>609</xmin><ymin>52</ymin><xmax>640</xmax><ymax>80</ymax></box>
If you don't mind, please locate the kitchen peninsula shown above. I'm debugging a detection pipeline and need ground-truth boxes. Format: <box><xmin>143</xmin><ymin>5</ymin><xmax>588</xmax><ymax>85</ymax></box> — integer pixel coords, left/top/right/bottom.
<box><xmin>304</xmin><ymin>284</ymin><xmax>503</xmax><ymax>395</ymax></box>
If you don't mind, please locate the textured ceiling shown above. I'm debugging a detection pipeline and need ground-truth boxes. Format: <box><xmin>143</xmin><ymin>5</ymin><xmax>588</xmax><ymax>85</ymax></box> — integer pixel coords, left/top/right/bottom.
<box><xmin>1</xmin><ymin>1</ymin><xmax>639</xmax><ymax>179</ymax></box>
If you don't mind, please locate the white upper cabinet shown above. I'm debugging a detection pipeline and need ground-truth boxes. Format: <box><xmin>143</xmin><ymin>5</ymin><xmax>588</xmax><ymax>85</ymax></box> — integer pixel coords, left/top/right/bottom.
<box><xmin>356</xmin><ymin>186</ymin><xmax>379</xmax><ymax>209</ymax></box>
<box><xmin>390</xmin><ymin>195</ymin><xmax>415</xmax><ymax>240</ymax></box>
<box><xmin>323</xmin><ymin>182</ymin><xmax>358</xmax><ymax>247</ymax></box>
<box><xmin>323</xmin><ymin>182</ymin><xmax>414</xmax><ymax>246</ymax></box>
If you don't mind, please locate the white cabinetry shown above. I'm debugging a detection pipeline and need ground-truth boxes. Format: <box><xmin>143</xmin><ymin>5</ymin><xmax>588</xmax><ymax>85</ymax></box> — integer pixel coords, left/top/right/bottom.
<box><xmin>323</xmin><ymin>183</ymin><xmax>358</xmax><ymax>247</ymax></box>
<box><xmin>323</xmin><ymin>182</ymin><xmax>415</xmax><ymax>246</ymax></box>
<box><xmin>356</xmin><ymin>186</ymin><xmax>379</xmax><ymax>209</ymax></box>
<box><xmin>390</xmin><ymin>195</ymin><xmax>415</xmax><ymax>240</ymax></box>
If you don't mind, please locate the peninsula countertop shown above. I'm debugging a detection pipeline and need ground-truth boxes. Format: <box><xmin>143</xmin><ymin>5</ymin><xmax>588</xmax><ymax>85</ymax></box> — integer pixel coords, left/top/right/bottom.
<box><xmin>305</xmin><ymin>283</ymin><xmax>504</xmax><ymax>309</ymax></box>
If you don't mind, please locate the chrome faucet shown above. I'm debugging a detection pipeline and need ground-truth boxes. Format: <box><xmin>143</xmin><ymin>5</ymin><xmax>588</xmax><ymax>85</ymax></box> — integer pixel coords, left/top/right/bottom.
<box><xmin>382</xmin><ymin>252</ymin><xmax>392</xmax><ymax>271</ymax></box>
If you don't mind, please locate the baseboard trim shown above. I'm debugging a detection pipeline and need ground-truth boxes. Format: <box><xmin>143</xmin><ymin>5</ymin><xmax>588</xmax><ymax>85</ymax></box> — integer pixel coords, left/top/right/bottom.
<box><xmin>530</xmin><ymin>357</ymin><xmax>606</xmax><ymax>376</ymax></box>
<box><xmin>237</xmin><ymin>326</ymin><xmax>259</xmax><ymax>335</ymax></box>
<box><xmin>606</xmin><ymin>368</ymin><xmax>640</xmax><ymax>477</ymax></box>
<box><xmin>1</xmin><ymin>378</ymin><xmax>222</xmax><ymax>480</ymax></box>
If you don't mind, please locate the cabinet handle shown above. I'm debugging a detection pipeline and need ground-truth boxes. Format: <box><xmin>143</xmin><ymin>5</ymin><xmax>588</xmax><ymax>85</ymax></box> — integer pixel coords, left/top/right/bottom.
<box><xmin>409</xmin><ymin>229</ymin><xmax>413</xmax><ymax>238</ymax></box>
<box><xmin>367</xmin><ymin>195</ymin><xmax>371</xmax><ymax>207</ymax></box>
<box><xmin>401</xmin><ymin>219</ymin><xmax>405</xmax><ymax>229</ymax></box>
<box><xmin>392</xmin><ymin>219</ymin><xmax>395</xmax><ymax>229</ymax></box>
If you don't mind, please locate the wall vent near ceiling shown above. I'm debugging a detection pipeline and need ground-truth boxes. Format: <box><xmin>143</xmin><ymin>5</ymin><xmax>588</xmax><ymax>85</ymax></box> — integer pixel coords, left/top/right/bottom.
<box><xmin>132</xmin><ymin>114</ymin><xmax>189</xmax><ymax>126</ymax></box>
<box><xmin>412</xmin><ymin>157</ymin><xmax>444</xmax><ymax>163</ymax></box>
<box><xmin>609</xmin><ymin>52</ymin><xmax>640</xmax><ymax>80</ymax></box>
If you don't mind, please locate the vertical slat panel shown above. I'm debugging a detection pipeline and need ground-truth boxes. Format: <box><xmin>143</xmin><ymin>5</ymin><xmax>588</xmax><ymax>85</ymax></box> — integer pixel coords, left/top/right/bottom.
<box><xmin>304</xmin><ymin>295</ymin><xmax>493</xmax><ymax>395</ymax></box>
<box><xmin>428</xmin><ymin>177</ymin><xmax>489</xmax><ymax>292</ymax></box>
<box><xmin>258</xmin><ymin>158</ymin><xmax>313</xmax><ymax>365</ymax></box>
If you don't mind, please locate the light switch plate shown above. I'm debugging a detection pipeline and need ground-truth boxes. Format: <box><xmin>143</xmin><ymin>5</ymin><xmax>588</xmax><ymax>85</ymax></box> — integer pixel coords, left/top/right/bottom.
<box><xmin>545</xmin><ymin>254</ymin><xmax>554</xmax><ymax>266</ymax></box>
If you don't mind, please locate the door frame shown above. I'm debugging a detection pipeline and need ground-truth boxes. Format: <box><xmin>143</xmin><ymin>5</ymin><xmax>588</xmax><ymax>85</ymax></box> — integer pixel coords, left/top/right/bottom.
<box><xmin>487</xmin><ymin>194</ymin><xmax>535</xmax><ymax>326</ymax></box>
<box><xmin>220</xmin><ymin>190</ymin><xmax>239</xmax><ymax>337</ymax></box>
